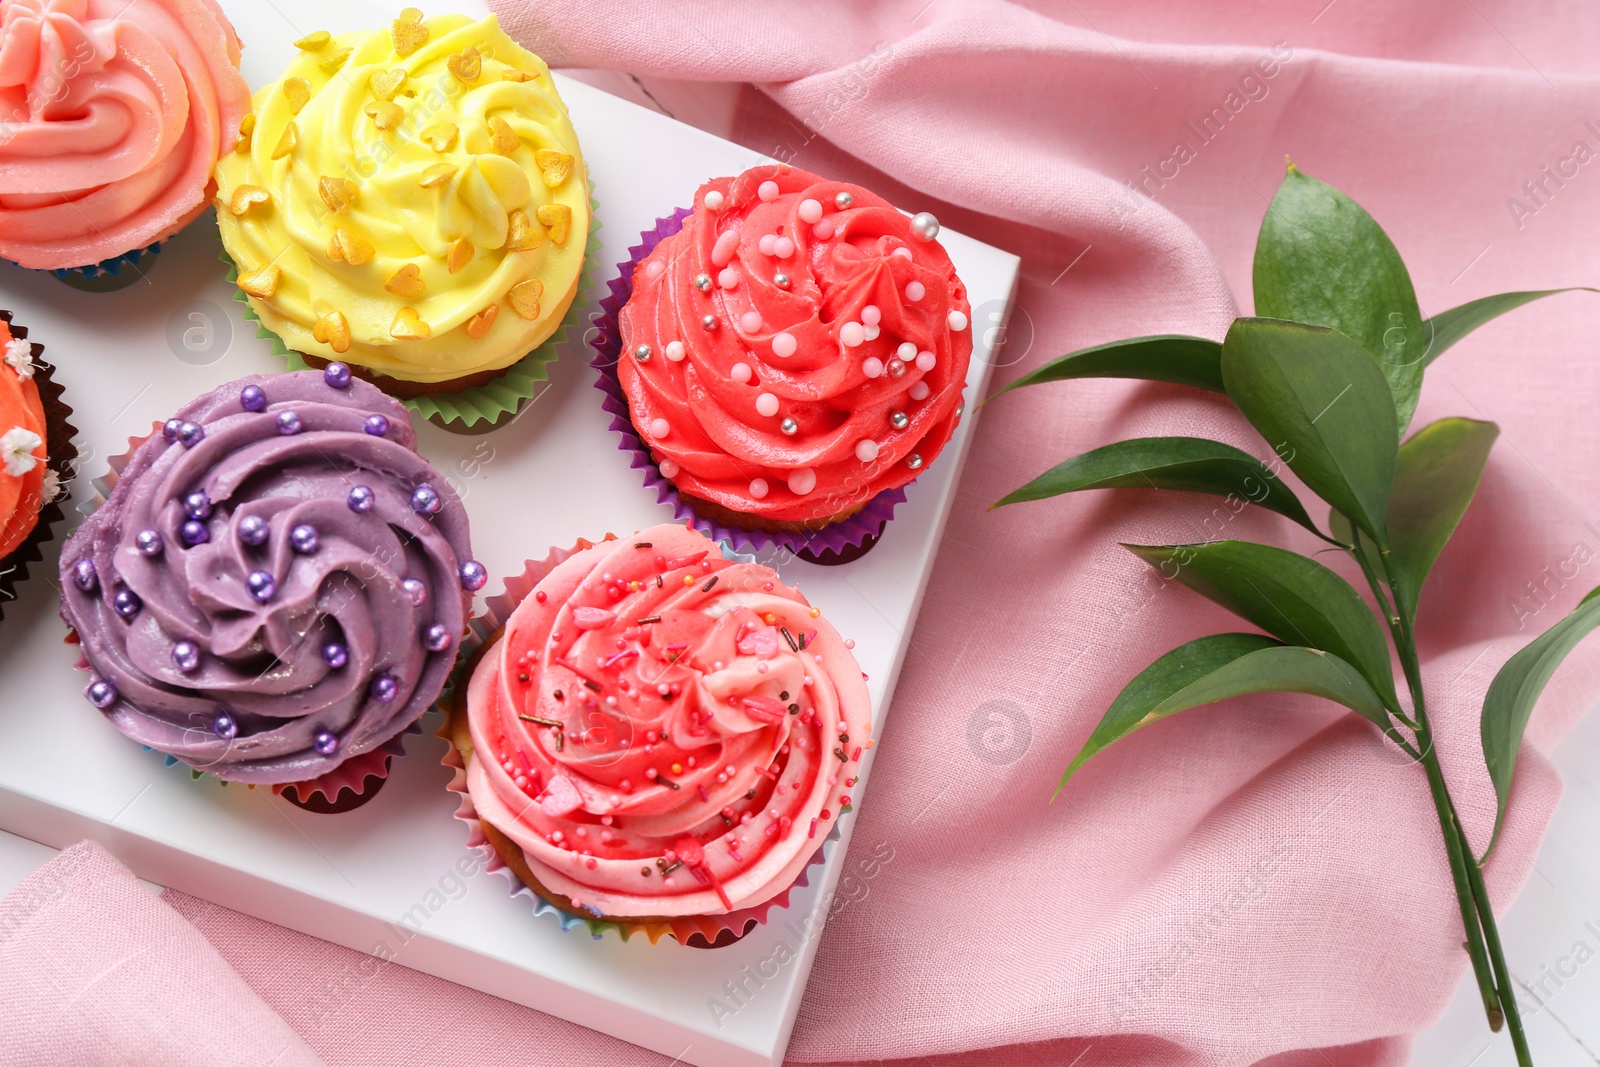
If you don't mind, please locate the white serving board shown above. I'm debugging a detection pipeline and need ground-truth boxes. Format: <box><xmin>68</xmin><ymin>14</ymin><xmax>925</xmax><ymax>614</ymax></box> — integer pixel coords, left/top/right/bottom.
<box><xmin>0</xmin><ymin>2</ymin><xmax>1019</xmax><ymax>1064</ymax></box>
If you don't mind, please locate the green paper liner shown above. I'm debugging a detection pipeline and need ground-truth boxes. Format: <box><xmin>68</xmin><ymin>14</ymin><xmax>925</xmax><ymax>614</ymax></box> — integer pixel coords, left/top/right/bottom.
<box><xmin>222</xmin><ymin>184</ymin><xmax>601</xmax><ymax>430</ymax></box>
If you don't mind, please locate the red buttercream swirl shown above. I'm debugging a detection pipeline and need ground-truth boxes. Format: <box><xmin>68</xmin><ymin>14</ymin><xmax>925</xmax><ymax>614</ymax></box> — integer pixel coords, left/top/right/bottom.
<box><xmin>618</xmin><ymin>166</ymin><xmax>972</xmax><ymax>525</ymax></box>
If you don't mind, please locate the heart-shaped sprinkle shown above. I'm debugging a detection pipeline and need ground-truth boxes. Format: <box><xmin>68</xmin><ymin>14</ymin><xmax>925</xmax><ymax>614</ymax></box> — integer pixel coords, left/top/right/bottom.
<box><xmin>487</xmin><ymin>116</ymin><xmax>519</xmax><ymax>155</ymax></box>
<box><xmin>317</xmin><ymin>48</ymin><xmax>351</xmax><ymax>74</ymax></box>
<box><xmin>318</xmin><ymin>176</ymin><xmax>358</xmax><ymax>213</ymax></box>
<box><xmin>237</xmin><ymin>264</ymin><xmax>280</xmax><ymax>299</ymax></box>
<box><xmin>283</xmin><ymin>77</ymin><xmax>311</xmax><ymax>114</ymax></box>
<box><xmin>365</xmin><ymin>100</ymin><xmax>402</xmax><ymax>131</ymax></box>
<box><xmin>447</xmin><ymin>47</ymin><xmax>481</xmax><ymax>84</ymax></box>
<box><xmin>418</xmin><ymin>162</ymin><xmax>456</xmax><ymax>188</ymax></box>
<box><xmin>384</xmin><ymin>263</ymin><xmax>424</xmax><ymax>298</ymax></box>
<box><xmin>466</xmin><ymin>305</ymin><xmax>499</xmax><ymax>339</ymax></box>
<box><xmin>741</xmin><ymin>695</ymin><xmax>788</xmax><ymax>725</ymax></box>
<box><xmin>391</xmin><ymin>307</ymin><xmax>431</xmax><ymax>340</ymax></box>
<box><xmin>508</xmin><ymin>278</ymin><xmax>543</xmax><ymax>319</ymax></box>
<box><xmin>227</xmin><ymin>184</ymin><xmax>270</xmax><ymax>216</ymax></box>
<box><xmin>536</xmin><ymin>203</ymin><xmax>571</xmax><ymax>245</ymax></box>
<box><xmin>540</xmin><ymin>775</ymin><xmax>582</xmax><ymax>817</ymax></box>
<box><xmin>312</xmin><ymin>310</ymin><xmax>351</xmax><ymax>353</ymax></box>
<box><xmin>502</xmin><ymin>69</ymin><xmax>537</xmax><ymax>82</ymax></box>
<box><xmin>294</xmin><ymin>30</ymin><xmax>330</xmax><ymax>51</ymax></box>
<box><xmin>506</xmin><ymin>210</ymin><xmax>542</xmax><ymax>251</ymax></box>
<box><xmin>234</xmin><ymin>113</ymin><xmax>255</xmax><ymax>153</ymax></box>
<box><xmin>419</xmin><ymin>122</ymin><xmax>457</xmax><ymax>152</ymax></box>
<box><xmin>535</xmin><ymin>149</ymin><xmax>573</xmax><ymax>187</ymax></box>
<box><xmin>271</xmin><ymin>121</ymin><xmax>298</xmax><ymax>160</ymax></box>
<box><xmin>369</xmin><ymin>68</ymin><xmax>406</xmax><ymax>102</ymax></box>
<box><xmin>571</xmin><ymin>606</ymin><xmax>617</xmax><ymax>630</ymax></box>
<box><xmin>391</xmin><ymin>9</ymin><xmax>428</xmax><ymax>57</ymax></box>
<box><xmin>736</xmin><ymin>625</ymin><xmax>781</xmax><ymax>659</ymax></box>
<box><xmin>447</xmin><ymin>236</ymin><xmax>474</xmax><ymax>274</ymax></box>
<box><xmin>327</xmin><ymin>227</ymin><xmax>374</xmax><ymax>266</ymax></box>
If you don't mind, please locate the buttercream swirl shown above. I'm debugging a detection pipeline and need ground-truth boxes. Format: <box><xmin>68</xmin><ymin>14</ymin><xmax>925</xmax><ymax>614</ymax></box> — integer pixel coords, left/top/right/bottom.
<box><xmin>213</xmin><ymin>13</ymin><xmax>589</xmax><ymax>384</ymax></box>
<box><xmin>619</xmin><ymin>165</ymin><xmax>972</xmax><ymax>525</ymax></box>
<box><xmin>463</xmin><ymin>523</ymin><xmax>872</xmax><ymax>918</ymax></box>
<box><xmin>59</xmin><ymin>370</ymin><xmax>477</xmax><ymax>784</ymax></box>
<box><xmin>0</xmin><ymin>0</ymin><xmax>250</xmax><ymax>270</ymax></box>
<box><xmin>0</xmin><ymin>318</ymin><xmax>46</xmax><ymax>557</ymax></box>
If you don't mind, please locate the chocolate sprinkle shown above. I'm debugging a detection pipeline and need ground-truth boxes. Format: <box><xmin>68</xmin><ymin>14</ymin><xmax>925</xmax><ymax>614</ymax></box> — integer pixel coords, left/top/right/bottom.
<box><xmin>701</xmin><ymin>575</ymin><xmax>718</xmax><ymax>592</ymax></box>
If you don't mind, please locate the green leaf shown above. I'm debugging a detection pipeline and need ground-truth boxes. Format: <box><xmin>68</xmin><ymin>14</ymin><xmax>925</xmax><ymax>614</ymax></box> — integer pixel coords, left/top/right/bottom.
<box><xmin>1423</xmin><ymin>288</ymin><xmax>1598</xmax><ymax>368</ymax></box>
<box><xmin>1123</xmin><ymin>539</ymin><xmax>1401</xmax><ymax>711</ymax></box>
<box><xmin>1062</xmin><ymin>633</ymin><xmax>1390</xmax><ymax>786</ymax></box>
<box><xmin>1222</xmin><ymin>318</ymin><xmax>1399</xmax><ymax>545</ymax></box>
<box><xmin>1385</xmin><ymin>418</ymin><xmax>1499</xmax><ymax>623</ymax></box>
<box><xmin>993</xmin><ymin>436</ymin><xmax>1324</xmax><ymax>536</ymax></box>
<box><xmin>988</xmin><ymin>335</ymin><xmax>1224</xmax><ymax>400</ymax></box>
<box><xmin>1481</xmin><ymin>588</ymin><xmax>1600</xmax><ymax>857</ymax></box>
<box><xmin>1253</xmin><ymin>164</ymin><xmax>1426</xmax><ymax>430</ymax></box>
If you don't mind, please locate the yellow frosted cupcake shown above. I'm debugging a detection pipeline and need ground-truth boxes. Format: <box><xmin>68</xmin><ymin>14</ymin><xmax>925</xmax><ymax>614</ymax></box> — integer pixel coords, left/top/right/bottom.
<box><xmin>214</xmin><ymin>11</ymin><xmax>590</xmax><ymax>398</ymax></box>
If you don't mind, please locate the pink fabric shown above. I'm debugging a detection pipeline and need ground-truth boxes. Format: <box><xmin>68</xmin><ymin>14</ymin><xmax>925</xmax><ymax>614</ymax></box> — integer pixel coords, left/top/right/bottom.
<box><xmin>8</xmin><ymin>1</ymin><xmax>1600</xmax><ymax>1064</ymax></box>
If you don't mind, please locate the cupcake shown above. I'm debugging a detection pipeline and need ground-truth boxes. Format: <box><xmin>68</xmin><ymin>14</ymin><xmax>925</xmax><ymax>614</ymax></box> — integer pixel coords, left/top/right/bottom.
<box><xmin>0</xmin><ymin>0</ymin><xmax>250</xmax><ymax>278</ymax></box>
<box><xmin>214</xmin><ymin>11</ymin><xmax>590</xmax><ymax>402</ymax></box>
<box><xmin>601</xmin><ymin>165</ymin><xmax>972</xmax><ymax>550</ymax></box>
<box><xmin>58</xmin><ymin>368</ymin><xmax>483</xmax><ymax>807</ymax></box>
<box><xmin>0</xmin><ymin>310</ymin><xmax>75</xmax><ymax>618</ymax></box>
<box><xmin>445</xmin><ymin>522</ymin><xmax>872</xmax><ymax>941</ymax></box>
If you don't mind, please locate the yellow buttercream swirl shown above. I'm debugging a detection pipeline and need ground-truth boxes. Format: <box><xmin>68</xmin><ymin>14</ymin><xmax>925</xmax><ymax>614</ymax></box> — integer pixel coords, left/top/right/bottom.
<box><xmin>213</xmin><ymin>13</ymin><xmax>589</xmax><ymax>384</ymax></box>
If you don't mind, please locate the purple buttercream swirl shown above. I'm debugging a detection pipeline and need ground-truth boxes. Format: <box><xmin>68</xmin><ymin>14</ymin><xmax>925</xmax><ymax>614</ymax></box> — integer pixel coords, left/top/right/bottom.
<box><xmin>58</xmin><ymin>371</ymin><xmax>472</xmax><ymax>784</ymax></box>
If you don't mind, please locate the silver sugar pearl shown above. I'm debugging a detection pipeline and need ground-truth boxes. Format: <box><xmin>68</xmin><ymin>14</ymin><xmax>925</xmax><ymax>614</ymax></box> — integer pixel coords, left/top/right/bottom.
<box><xmin>633</xmin><ymin>344</ymin><xmax>652</xmax><ymax>363</ymax></box>
<box><xmin>834</xmin><ymin>191</ymin><xmax>854</xmax><ymax>209</ymax></box>
<box><xmin>887</xmin><ymin>358</ymin><xmax>908</xmax><ymax>380</ymax></box>
<box><xmin>910</xmin><ymin>211</ymin><xmax>941</xmax><ymax>242</ymax></box>
<box><xmin>890</xmin><ymin>410</ymin><xmax>909</xmax><ymax>430</ymax></box>
<box><xmin>955</xmin><ymin>401</ymin><xmax>965</xmax><ymax>418</ymax></box>
<box><xmin>780</xmin><ymin>417</ymin><xmax>798</xmax><ymax>436</ymax></box>
<box><xmin>773</xmin><ymin>272</ymin><xmax>790</xmax><ymax>289</ymax></box>
<box><xmin>693</xmin><ymin>273</ymin><xmax>712</xmax><ymax>292</ymax></box>
<box><xmin>907</xmin><ymin>452</ymin><xmax>924</xmax><ymax>470</ymax></box>
<box><xmin>701</xmin><ymin>314</ymin><xmax>718</xmax><ymax>331</ymax></box>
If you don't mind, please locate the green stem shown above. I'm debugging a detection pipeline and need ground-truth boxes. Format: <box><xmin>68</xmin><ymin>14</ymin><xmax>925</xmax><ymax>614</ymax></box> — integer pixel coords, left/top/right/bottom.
<box><xmin>1457</xmin><ymin>807</ymin><xmax>1535</xmax><ymax>1064</ymax></box>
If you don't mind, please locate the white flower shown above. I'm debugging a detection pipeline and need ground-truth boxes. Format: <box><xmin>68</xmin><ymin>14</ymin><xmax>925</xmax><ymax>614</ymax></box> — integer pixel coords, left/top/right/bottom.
<box><xmin>1</xmin><ymin>426</ymin><xmax>42</xmax><ymax>477</ymax></box>
<box><xmin>39</xmin><ymin>468</ymin><xmax>61</xmax><ymax>503</ymax></box>
<box><xmin>4</xmin><ymin>337</ymin><xmax>33</xmax><ymax>380</ymax></box>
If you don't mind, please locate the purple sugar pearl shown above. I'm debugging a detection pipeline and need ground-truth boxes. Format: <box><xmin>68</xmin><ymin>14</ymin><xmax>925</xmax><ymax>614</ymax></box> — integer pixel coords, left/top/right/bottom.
<box><xmin>240</xmin><ymin>384</ymin><xmax>267</xmax><ymax>412</ymax></box>
<box><xmin>410</xmin><ymin>484</ymin><xmax>441</xmax><ymax>515</ymax></box>
<box><xmin>237</xmin><ymin>515</ymin><xmax>269</xmax><ymax>546</ymax></box>
<box><xmin>112</xmin><ymin>589</ymin><xmax>142</xmax><ymax>619</ymax></box>
<box><xmin>172</xmin><ymin>640</ymin><xmax>200</xmax><ymax>673</ymax></box>
<box><xmin>213</xmin><ymin>710</ymin><xmax>238</xmax><ymax>740</ymax></box>
<box><xmin>459</xmin><ymin>560</ymin><xmax>487</xmax><ymax>592</ymax></box>
<box><xmin>183</xmin><ymin>490</ymin><xmax>212</xmax><ymax>520</ymax></box>
<box><xmin>369</xmin><ymin>673</ymin><xmax>398</xmax><ymax>703</ymax></box>
<box><xmin>276</xmin><ymin>410</ymin><xmax>302</xmax><ymax>435</ymax></box>
<box><xmin>71</xmin><ymin>558</ymin><xmax>98</xmax><ymax>592</ymax></box>
<box><xmin>423</xmin><ymin>623</ymin><xmax>452</xmax><ymax>652</ymax></box>
<box><xmin>364</xmin><ymin>414</ymin><xmax>389</xmax><ymax>437</ymax></box>
<box><xmin>162</xmin><ymin>418</ymin><xmax>183</xmax><ymax>442</ymax></box>
<box><xmin>135</xmin><ymin>529</ymin><xmax>163</xmax><ymax>556</ymax></box>
<box><xmin>401</xmin><ymin>578</ymin><xmax>426</xmax><ymax>605</ymax></box>
<box><xmin>177</xmin><ymin>421</ymin><xmax>205</xmax><ymax>448</ymax></box>
<box><xmin>347</xmin><ymin>485</ymin><xmax>374</xmax><ymax>512</ymax></box>
<box><xmin>86</xmin><ymin>679</ymin><xmax>117</xmax><ymax>709</ymax></box>
<box><xmin>180</xmin><ymin>519</ymin><xmax>210</xmax><ymax>546</ymax></box>
<box><xmin>321</xmin><ymin>642</ymin><xmax>349</xmax><ymax>669</ymax></box>
<box><xmin>246</xmin><ymin>570</ymin><xmax>276</xmax><ymax>603</ymax></box>
<box><xmin>323</xmin><ymin>361</ymin><xmax>352</xmax><ymax>389</ymax></box>
<box><xmin>313</xmin><ymin>729</ymin><xmax>340</xmax><ymax>756</ymax></box>
<box><xmin>290</xmin><ymin>524</ymin><xmax>320</xmax><ymax>554</ymax></box>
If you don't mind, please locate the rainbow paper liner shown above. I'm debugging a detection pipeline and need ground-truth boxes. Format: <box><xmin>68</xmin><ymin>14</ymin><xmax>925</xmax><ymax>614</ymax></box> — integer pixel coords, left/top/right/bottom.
<box><xmin>224</xmin><ymin>185</ymin><xmax>602</xmax><ymax>430</ymax></box>
<box><xmin>585</xmin><ymin>208</ymin><xmax>910</xmax><ymax>556</ymax></box>
<box><xmin>0</xmin><ymin>311</ymin><xmax>79</xmax><ymax>624</ymax></box>
<box><xmin>437</xmin><ymin>535</ymin><xmax>840</xmax><ymax>946</ymax></box>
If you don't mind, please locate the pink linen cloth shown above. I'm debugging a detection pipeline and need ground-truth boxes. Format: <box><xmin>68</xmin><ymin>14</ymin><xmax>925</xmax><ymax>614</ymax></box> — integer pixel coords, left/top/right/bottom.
<box><xmin>6</xmin><ymin>2</ymin><xmax>1600</xmax><ymax>1065</ymax></box>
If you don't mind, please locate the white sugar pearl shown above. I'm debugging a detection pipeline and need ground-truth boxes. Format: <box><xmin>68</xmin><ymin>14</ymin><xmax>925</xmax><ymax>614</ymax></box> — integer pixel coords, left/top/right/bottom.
<box><xmin>855</xmin><ymin>439</ymin><xmax>880</xmax><ymax>462</ymax></box>
<box><xmin>897</xmin><ymin>341</ymin><xmax>917</xmax><ymax>361</ymax></box>
<box><xmin>772</xmin><ymin>332</ymin><xmax>797</xmax><ymax>358</ymax></box>
<box><xmin>649</xmin><ymin>417</ymin><xmax>670</xmax><ymax>438</ymax></box>
<box><xmin>862</xmin><ymin>357</ymin><xmax>884</xmax><ymax>378</ymax></box>
<box><xmin>788</xmin><ymin>468</ymin><xmax>817</xmax><ymax>495</ymax></box>
<box><xmin>665</xmin><ymin>341</ymin><xmax>686</xmax><ymax>362</ymax></box>
<box><xmin>813</xmin><ymin>218</ymin><xmax>835</xmax><ymax>240</ymax></box>
<box><xmin>861</xmin><ymin>305</ymin><xmax>881</xmax><ymax>326</ymax></box>
<box><xmin>758</xmin><ymin>234</ymin><xmax>777</xmax><ymax>256</ymax></box>
<box><xmin>703</xmin><ymin>190</ymin><xmax>725</xmax><ymax>211</ymax></box>
<box><xmin>755</xmin><ymin>392</ymin><xmax>779</xmax><ymax>417</ymax></box>
<box><xmin>740</xmin><ymin>310</ymin><xmax>764</xmax><ymax>333</ymax></box>
<box><xmin>948</xmin><ymin>310</ymin><xmax>969</xmax><ymax>331</ymax></box>
<box><xmin>892</xmin><ymin>247</ymin><xmax>913</xmax><ymax>260</ymax></box>
<box><xmin>773</xmin><ymin>236</ymin><xmax>795</xmax><ymax>259</ymax></box>
<box><xmin>862</xmin><ymin>324</ymin><xmax>880</xmax><ymax>340</ymax></box>
<box><xmin>659</xmin><ymin>458</ymin><xmax>681</xmax><ymax>477</ymax></box>
<box><xmin>904</xmin><ymin>281</ymin><xmax>925</xmax><ymax>302</ymax></box>
<box><xmin>645</xmin><ymin>260</ymin><xmax>665</xmax><ymax>279</ymax></box>
<box><xmin>916</xmin><ymin>350</ymin><xmax>936</xmax><ymax>371</ymax></box>
<box><xmin>840</xmin><ymin>321</ymin><xmax>865</xmax><ymax>347</ymax></box>
<box><xmin>731</xmin><ymin>362</ymin><xmax>753</xmax><ymax>383</ymax></box>
<box><xmin>749</xmin><ymin>478</ymin><xmax>769</xmax><ymax>499</ymax></box>
<box><xmin>718</xmin><ymin>268</ymin><xmax>740</xmax><ymax>289</ymax></box>
<box><xmin>798</xmin><ymin>198</ymin><xmax>823</xmax><ymax>223</ymax></box>
<box><xmin>909</xmin><ymin>381</ymin><xmax>931</xmax><ymax>401</ymax></box>
<box><xmin>758</xmin><ymin>180</ymin><xmax>780</xmax><ymax>201</ymax></box>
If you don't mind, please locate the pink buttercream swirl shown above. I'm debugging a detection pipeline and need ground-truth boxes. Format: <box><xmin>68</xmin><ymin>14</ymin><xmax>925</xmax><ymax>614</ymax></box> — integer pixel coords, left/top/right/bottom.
<box><xmin>464</xmin><ymin>523</ymin><xmax>873</xmax><ymax>918</ymax></box>
<box><xmin>0</xmin><ymin>0</ymin><xmax>249</xmax><ymax>269</ymax></box>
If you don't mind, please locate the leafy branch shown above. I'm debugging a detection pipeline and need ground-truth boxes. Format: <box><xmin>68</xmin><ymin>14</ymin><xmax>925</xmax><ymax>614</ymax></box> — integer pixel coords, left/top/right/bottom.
<box><xmin>993</xmin><ymin>161</ymin><xmax>1598</xmax><ymax>1065</ymax></box>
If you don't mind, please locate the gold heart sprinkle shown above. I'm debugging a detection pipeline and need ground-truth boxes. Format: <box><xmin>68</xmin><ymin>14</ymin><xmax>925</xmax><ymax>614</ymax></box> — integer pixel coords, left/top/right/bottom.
<box><xmin>391</xmin><ymin>307</ymin><xmax>431</xmax><ymax>340</ymax></box>
<box><xmin>391</xmin><ymin>9</ymin><xmax>428</xmax><ymax>57</ymax></box>
<box><xmin>318</xmin><ymin>176</ymin><xmax>358</xmax><ymax>213</ymax></box>
<box><xmin>535</xmin><ymin>149</ymin><xmax>573</xmax><ymax>188</ymax></box>
<box><xmin>294</xmin><ymin>30</ymin><xmax>331</xmax><ymax>51</ymax></box>
<box><xmin>283</xmin><ymin>77</ymin><xmax>311</xmax><ymax>114</ymax></box>
<box><xmin>447</xmin><ymin>236</ymin><xmax>474</xmax><ymax>274</ymax></box>
<box><xmin>234</xmin><ymin>113</ymin><xmax>255</xmax><ymax>154</ymax></box>
<box><xmin>328</xmin><ymin>227</ymin><xmax>375</xmax><ymax>266</ymax></box>
<box><xmin>506</xmin><ymin>209</ymin><xmax>543</xmax><ymax>251</ymax></box>
<box><xmin>369</xmin><ymin>68</ymin><xmax>407</xmax><ymax>102</ymax></box>
<box><xmin>466</xmin><ymin>305</ymin><xmax>499</xmax><ymax>339</ymax></box>
<box><xmin>271</xmin><ymin>121</ymin><xmax>298</xmax><ymax>160</ymax></box>
<box><xmin>420</xmin><ymin>122</ymin><xmax>457</xmax><ymax>152</ymax></box>
<box><xmin>536</xmin><ymin>203</ymin><xmax>571</xmax><ymax>245</ymax></box>
<box><xmin>312</xmin><ymin>310</ymin><xmax>352</xmax><ymax>354</ymax></box>
<box><xmin>419</xmin><ymin>162</ymin><xmax>457</xmax><ymax>188</ymax></box>
<box><xmin>237</xmin><ymin>264</ymin><xmax>281</xmax><ymax>299</ymax></box>
<box><xmin>508</xmin><ymin>278</ymin><xmax>543</xmax><ymax>320</ymax></box>
<box><xmin>365</xmin><ymin>101</ymin><xmax>403</xmax><ymax>131</ymax></box>
<box><xmin>446</xmin><ymin>47</ymin><xmax>481</xmax><ymax>84</ymax></box>
<box><xmin>384</xmin><ymin>263</ymin><xmax>425</xmax><ymax>298</ymax></box>
<box><xmin>487</xmin><ymin>116</ymin><xmax>519</xmax><ymax>156</ymax></box>
<box><xmin>318</xmin><ymin>47</ymin><xmax>352</xmax><ymax>73</ymax></box>
<box><xmin>502</xmin><ymin>70</ymin><xmax>537</xmax><ymax>83</ymax></box>
<box><xmin>227</xmin><ymin>184</ymin><xmax>271</xmax><ymax>216</ymax></box>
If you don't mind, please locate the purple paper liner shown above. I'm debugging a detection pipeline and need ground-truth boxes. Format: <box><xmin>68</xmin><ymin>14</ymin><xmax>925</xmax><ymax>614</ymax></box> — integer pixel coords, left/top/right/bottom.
<box><xmin>585</xmin><ymin>207</ymin><xmax>909</xmax><ymax>557</ymax></box>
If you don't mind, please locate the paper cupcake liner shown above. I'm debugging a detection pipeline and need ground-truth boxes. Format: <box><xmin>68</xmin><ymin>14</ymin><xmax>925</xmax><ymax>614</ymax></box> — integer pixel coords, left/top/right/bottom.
<box><xmin>437</xmin><ymin>536</ymin><xmax>841</xmax><ymax>946</ymax></box>
<box><xmin>0</xmin><ymin>311</ymin><xmax>79</xmax><ymax>624</ymax></box>
<box><xmin>223</xmin><ymin>184</ymin><xmax>602</xmax><ymax>431</ymax></box>
<box><xmin>586</xmin><ymin>208</ymin><xmax>909</xmax><ymax>557</ymax></box>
